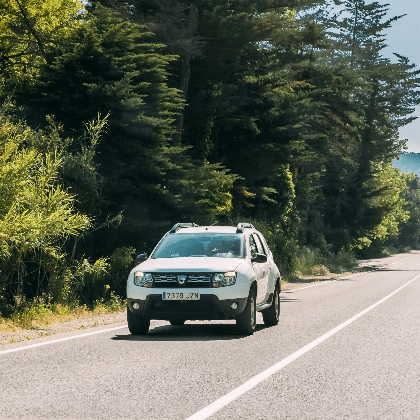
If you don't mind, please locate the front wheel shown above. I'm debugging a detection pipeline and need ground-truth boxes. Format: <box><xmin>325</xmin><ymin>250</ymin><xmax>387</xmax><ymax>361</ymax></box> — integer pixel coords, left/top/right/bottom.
<box><xmin>262</xmin><ymin>282</ymin><xmax>280</xmax><ymax>326</ymax></box>
<box><xmin>236</xmin><ymin>287</ymin><xmax>257</xmax><ymax>335</ymax></box>
<box><xmin>127</xmin><ymin>309</ymin><xmax>150</xmax><ymax>335</ymax></box>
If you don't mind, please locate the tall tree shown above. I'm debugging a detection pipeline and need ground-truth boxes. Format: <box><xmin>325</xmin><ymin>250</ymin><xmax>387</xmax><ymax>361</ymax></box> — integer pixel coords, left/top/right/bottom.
<box><xmin>317</xmin><ymin>0</ymin><xmax>420</xmax><ymax>249</ymax></box>
<box><xmin>13</xmin><ymin>4</ymin><xmax>237</xmax><ymax>251</ymax></box>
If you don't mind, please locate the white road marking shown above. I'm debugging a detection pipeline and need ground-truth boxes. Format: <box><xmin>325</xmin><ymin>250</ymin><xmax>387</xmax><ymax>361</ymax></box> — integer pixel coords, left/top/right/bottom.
<box><xmin>185</xmin><ymin>274</ymin><xmax>420</xmax><ymax>420</ymax></box>
<box><xmin>0</xmin><ymin>324</ymin><xmax>127</xmax><ymax>355</ymax></box>
<box><xmin>0</xmin><ymin>319</ymin><xmax>170</xmax><ymax>355</ymax></box>
<box><xmin>291</xmin><ymin>280</ymin><xmax>336</xmax><ymax>291</ymax></box>
<box><xmin>2</xmin><ymin>254</ymin><xmax>416</xmax><ymax>356</ymax></box>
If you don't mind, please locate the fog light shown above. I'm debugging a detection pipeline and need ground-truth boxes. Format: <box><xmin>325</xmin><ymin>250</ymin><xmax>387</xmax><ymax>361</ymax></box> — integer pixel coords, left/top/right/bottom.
<box><xmin>231</xmin><ymin>303</ymin><xmax>238</xmax><ymax>310</ymax></box>
<box><xmin>132</xmin><ymin>302</ymin><xmax>140</xmax><ymax>310</ymax></box>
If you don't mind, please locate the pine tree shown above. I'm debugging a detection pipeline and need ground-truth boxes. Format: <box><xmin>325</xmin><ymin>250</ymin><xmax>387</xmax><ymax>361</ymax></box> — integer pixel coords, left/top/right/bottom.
<box><xmin>14</xmin><ymin>4</ymin><xmax>237</xmax><ymax>251</ymax></box>
<box><xmin>315</xmin><ymin>0</ymin><xmax>420</xmax><ymax>250</ymax></box>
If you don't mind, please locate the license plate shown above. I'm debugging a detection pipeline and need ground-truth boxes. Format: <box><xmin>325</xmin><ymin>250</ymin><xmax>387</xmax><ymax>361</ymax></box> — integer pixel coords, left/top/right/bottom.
<box><xmin>162</xmin><ymin>292</ymin><xmax>200</xmax><ymax>300</ymax></box>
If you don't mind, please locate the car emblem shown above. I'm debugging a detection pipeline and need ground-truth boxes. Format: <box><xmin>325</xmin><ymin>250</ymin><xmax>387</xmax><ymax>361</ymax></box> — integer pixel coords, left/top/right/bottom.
<box><xmin>177</xmin><ymin>275</ymin><xmax>188</xmax><ymax>285</ymax></box>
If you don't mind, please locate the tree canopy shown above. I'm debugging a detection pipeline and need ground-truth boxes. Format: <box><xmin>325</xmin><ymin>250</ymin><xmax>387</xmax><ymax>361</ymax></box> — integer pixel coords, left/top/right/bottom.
<box><xmin>1</xmin><ymin>0</ymin><xmax>420</xmax><ymax>311</ymax></box>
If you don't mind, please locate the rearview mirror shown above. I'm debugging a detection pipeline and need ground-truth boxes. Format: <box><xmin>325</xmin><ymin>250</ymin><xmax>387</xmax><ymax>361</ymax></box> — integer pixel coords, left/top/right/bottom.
<box><xmin>252</xmin><ymin>253</ymin><xmax>267</xmax><ymax>263</ymax></box>
<box><xmin>135</xmin><ymin>253</ymin><xmax>148</xmax><ymax>264</ymax></box>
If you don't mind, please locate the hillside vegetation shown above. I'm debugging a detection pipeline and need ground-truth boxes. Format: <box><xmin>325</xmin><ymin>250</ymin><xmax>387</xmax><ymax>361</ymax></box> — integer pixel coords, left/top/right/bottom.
<box><xmin>393</xmin><ymin>154</ymin><xmax>420</xmax><ymax>177</ymax></box>
<box><xmin>1</xmin><ymin>0</ymin><xmax>420</xmax><ymax>321</ymax></box>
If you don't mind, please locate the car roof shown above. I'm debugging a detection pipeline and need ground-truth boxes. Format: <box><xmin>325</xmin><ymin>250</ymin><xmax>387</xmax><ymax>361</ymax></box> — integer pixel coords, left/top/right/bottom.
<box><xmin>171</xmin><ymin>226</ymin><xmax>241</xmax><ymax>234</ymax></box>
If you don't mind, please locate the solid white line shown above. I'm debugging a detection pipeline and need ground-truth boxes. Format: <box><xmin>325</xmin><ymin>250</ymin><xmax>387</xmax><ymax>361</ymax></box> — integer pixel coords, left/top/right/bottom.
<box><xmin>185</xmin><ymin>274</ymin><xmax>420</xmax><ymax>420</ymax></box>
<box><xmin>291</xmin><ymin>280</ymin><xmax>336</xmax><ymax>291</ymax></box>
<box><xmin>0</xmin><ymin>324</ymin><xmax>127</xmax><ymax>356</ymax></box>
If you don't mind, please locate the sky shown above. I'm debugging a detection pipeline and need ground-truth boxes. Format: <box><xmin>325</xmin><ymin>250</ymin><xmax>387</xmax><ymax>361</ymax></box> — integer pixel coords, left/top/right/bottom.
<box><xmin>382</xmin><ymin>0</ymin><xmax>420</xmax><ymax>152</ymax></box>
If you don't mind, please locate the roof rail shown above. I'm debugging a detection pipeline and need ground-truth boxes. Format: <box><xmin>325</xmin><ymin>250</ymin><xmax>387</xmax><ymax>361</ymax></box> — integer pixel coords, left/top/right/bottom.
<box><xmin>169</xmin><ymin>223</ymin><xmax>199</xmax><ymax>233</ymax></box>
<box><xmin>236</xmin><ymin>222</ymin><xmax>255</xmax><ymax>233</ymax></box>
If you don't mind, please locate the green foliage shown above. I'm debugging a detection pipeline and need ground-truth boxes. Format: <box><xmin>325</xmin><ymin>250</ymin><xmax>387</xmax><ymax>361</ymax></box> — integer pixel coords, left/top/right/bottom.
<box><xmin>352</xmin><ymin>163</ymin><xmax>410</xmax><ymax>249</ymax></box>
<box><xmin>1</xmin><ymin>0</ymin><xmax>420</xmax><ymax>320</ymax></box>
<box><xmin>11</xmin><ymin>297</ymin><xmax>56</xmax><ymax>329</ymax></box>
<box><xmin>7</xmin><ymin>4</ymin><xmax>239</xmax><ymax>251</ymax></box>
<box><xmin>0</xmin><ymin>0</ymin><xmax>80</xmax><ymax>81</ymax></box>
<box><xmin>57</xmin><ymin>257</ymin><xmax>110</xmax><ymax>307</ymax></box>
<box><xmin>106</xmin><ymin>246</ymin><xmax>136</xmax><ymax>296</ymax></box>
<box><xmin>287</xmin><ymin>246</ymin><xmax>357</xmax><ymax>277</ymax></box>
<box><xmin>293</xmin><ymin>247</ymin><xmax>324</xmax><ymax>277</ymax></box>
<box><xmin>0</xmin><ymin>105</ymin><xmax>92</xmax><ymax>303</ymax></box>
<box><xmin>397</xmin><ymin>174</ymin><xmax>420</xmax><ymax>249</ymax></box>
<box><xmin>326</xmin><ymin>249</ymin><xmax>358</xmax><ymax>274</ymax></box>
<box><xmin>94</xmin><ymin>289</ymin><xmax>125</xmax><ymax>313</ymax></box>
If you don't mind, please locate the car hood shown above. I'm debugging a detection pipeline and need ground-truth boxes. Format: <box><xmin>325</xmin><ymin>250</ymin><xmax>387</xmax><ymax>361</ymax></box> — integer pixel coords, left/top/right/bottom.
<box><xmin>133</xmin><ymin>257</ymin><xmax>244</xmax><ymax>273</ymax></box>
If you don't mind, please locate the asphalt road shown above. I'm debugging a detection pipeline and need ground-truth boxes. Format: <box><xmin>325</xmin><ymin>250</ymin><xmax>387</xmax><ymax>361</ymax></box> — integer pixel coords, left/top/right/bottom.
<box><xmin>1</xmin><ymin>252</ymin><xmax>419</xmax><ymax>420</ymax></box>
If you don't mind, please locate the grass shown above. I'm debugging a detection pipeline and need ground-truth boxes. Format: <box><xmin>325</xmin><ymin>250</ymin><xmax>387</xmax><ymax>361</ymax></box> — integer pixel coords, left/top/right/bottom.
<box><xmin>291</xmin><ymin>247</ymin><xmax>357</xmax><ymax>279</ymax></box>
<box><xmin>0</xmin><ymin>296</ymin><xmax>126</xmax><ymax>332</ymax></box>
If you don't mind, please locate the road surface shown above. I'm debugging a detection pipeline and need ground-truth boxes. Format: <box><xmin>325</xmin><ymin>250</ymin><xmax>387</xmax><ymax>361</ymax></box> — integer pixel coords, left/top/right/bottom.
<box><xmin>1</xmin><ymin>252</ymin><xmax>419</xmax><ymax>419</ymax></box>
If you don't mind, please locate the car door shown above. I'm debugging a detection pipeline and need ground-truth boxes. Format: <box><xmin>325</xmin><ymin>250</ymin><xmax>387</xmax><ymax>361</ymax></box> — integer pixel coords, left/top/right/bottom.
<box><xmin>249</xmin><ymin>233</ymin><xmax>269</xmax><ymax>304</ymax></box>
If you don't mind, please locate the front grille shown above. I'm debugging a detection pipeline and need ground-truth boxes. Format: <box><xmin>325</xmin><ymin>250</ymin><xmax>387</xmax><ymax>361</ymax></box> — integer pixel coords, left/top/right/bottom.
<box><xmin>152</xmin><ymin>272</ymin><xmax>213</xmax><ymax>288</ymax></box>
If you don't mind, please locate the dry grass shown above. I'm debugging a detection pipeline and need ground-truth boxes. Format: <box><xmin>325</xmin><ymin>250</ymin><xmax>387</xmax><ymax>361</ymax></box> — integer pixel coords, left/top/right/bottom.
<box><xmin>0</xmin><ymin>301</ymin><xmax>125</xmax><ymax>332</ymax></box>
<box><xmin>0</xmin><ymin>317</ymin><xmax>17</xmax><ymax>332</ymax></box>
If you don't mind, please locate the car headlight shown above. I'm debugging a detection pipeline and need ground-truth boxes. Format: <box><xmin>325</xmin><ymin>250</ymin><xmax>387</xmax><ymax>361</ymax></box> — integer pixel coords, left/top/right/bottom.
<box><xmin>134</xmin><ymin>272</ymin><xmax>153</xmax><ymax>287</ymax></box>
<box><xmin>213</xmin><ymin>271</ymin><xmax>236</xmax><ymax>287</ymax></box>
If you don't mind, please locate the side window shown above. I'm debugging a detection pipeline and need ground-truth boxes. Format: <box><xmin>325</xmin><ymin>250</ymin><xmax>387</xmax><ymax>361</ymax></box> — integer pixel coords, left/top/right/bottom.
<box><xmin>253</xmin><ymin>233</ymin><xmax>267</xmax><ymax>256</ymax></box>
<box><xmin>257</xmin><ymin>234</ymin><xmax>270</xmax><ymax>255</ymax></box>
<box><xmin>249</xmin><ymin>235</ymin><xmax>258</xmax><ymax>259</ymax></box>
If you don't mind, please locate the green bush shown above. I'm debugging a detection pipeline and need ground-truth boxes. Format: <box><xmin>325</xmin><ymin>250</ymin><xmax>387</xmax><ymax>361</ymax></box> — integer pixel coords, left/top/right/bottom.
<box><xmin>293</xmin><ymin>247</ymin><xmax>323</xmax><ymax>276</ymax></box>
<box><xmin>326</xmin><ymin>249</ymin><xmax>358</xmax><ymax>273</ymax></box>
<box><xmin>107</xmin><ymin>246</ymin><xmax>136</xmax><ymax>297</ymax></box>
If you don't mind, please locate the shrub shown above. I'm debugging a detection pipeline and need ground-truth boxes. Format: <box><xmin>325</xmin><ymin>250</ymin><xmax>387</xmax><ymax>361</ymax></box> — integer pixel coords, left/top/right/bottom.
<box><xmin>326</xmin><ymin>249</ymin><xmax>357</xmax><ymax>273</ymax></box>
<box><xmin>310</xmin><ymin>264</ymin><xmax>330</xmax><ymax>276</ymax></box>
<box><xmin>293</xmin><ymin>247</ymin><xmax>323</xmax><ymax>276</ymax></box>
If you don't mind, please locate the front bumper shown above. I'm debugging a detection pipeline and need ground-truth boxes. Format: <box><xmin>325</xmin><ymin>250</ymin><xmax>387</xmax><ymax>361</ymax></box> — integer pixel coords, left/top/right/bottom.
<box><xmin>127</xmin><ymin>294</ymin><xmax>248</xmax><ymax>321</ymax></box>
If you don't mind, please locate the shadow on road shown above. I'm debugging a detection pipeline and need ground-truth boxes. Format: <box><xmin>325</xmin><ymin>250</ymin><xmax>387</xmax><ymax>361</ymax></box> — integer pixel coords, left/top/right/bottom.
<box><xmin>280</xmin><ymin>296</ymin><xmax>300</xmax><ymax>302</ymax></box>
<box><xmin>111</xmin><ymin>322</ymin><xmax>272</xmax><ymax>342</ymax></box>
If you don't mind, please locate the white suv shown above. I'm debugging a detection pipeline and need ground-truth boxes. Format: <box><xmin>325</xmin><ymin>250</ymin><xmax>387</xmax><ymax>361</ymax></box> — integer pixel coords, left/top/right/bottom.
<box><xmin>126</xmin><ymin>223</ymin><xmax>281</xmax><ymax>335</ymax></box>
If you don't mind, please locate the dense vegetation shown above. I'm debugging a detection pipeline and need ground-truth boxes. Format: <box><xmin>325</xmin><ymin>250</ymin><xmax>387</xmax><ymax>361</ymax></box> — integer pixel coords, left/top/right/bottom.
<box><xmin>1</xmin><ymin>0</ymin><xmax>420</xmax><ymax>318</ymax></box>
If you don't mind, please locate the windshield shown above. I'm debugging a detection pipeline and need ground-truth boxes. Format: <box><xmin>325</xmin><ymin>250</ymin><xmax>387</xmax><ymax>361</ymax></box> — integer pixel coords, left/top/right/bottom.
<box><xmin>152</xmin><ymin>233</ymin><xmax>245</xmax><ymax>259</ymax></box>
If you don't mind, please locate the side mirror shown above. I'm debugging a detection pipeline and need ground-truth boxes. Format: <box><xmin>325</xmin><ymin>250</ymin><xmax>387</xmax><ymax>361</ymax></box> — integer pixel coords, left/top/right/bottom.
<box><xmin>252</xmin><ymin>253</ymin><xmax>267</xmax><ymax>264</ymax></box>
<box><xmin>135</xmin><ymin>253</ymin><xmax>148</xmax><ymax>265</ymax></box>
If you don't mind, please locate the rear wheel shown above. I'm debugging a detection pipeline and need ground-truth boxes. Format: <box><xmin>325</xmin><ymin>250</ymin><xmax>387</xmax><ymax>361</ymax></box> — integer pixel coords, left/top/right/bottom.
<box><xmin>236</xmin><ymin>286</ymin><xmax>257</xmax><ymax>335</ymax></box>
<box><xmin>127</xmin><ymin>309</ymin><xmax>150</xmax><ymax>335</ymax></box>
<box><xmin>262</xmin><ymin>282</ymin><xmax>280</xmax><ymax>326</ymax></box>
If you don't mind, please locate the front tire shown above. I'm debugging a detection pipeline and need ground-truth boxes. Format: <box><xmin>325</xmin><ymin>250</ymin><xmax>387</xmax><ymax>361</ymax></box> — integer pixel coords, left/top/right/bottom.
<box><xmin>127</xmin><ymin>309</ymin><xmax>150</xmax><ymax>335</ymax></box>
<box><xmin>262</xmin><ymin>282</ymin><xmax>280</xmax><ymax>326</ymax></box>
<box><xmin>236</xmin><ymin>286</ymin><xmax>257</xmax><ymax>335</ymax></box>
